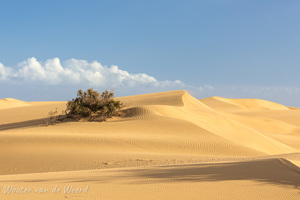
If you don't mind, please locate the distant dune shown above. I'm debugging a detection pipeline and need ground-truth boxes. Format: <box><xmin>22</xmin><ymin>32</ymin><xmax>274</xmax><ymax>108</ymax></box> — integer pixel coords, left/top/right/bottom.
<box><xmin>0</xmin><ymin>98</ymin><xmax>31</xmax><ymax>109</ymax></box>
<box><xmin>201</xmin><ymin>96</ymin><xmax>289</xmax><ymax>112</ymax></box>
<box><xmin>0</xmin><ymin>90</ymin><xmax>299</xmax><ymax>200</ymax></box>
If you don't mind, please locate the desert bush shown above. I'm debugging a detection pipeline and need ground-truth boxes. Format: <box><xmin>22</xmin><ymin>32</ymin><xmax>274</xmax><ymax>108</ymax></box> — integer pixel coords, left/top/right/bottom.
<box><xmin>46</xmin><ymin>108</ymin><xmax>67</xmax><ymax>126</ymax></box>
<box><xmin>46</xmin><ymin>108</ymin><xmax>58</xmax><ymax>126</ymax></box>
<box><xmin>65</xmin><ymin>88</ymin><xmax>123</xmax><ymax>120</ymax></box>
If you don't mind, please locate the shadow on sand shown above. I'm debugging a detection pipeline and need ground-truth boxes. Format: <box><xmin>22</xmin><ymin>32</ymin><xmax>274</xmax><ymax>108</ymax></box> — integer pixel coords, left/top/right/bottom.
<box><xmin>120</xmin><ymin>158</ymin><xmax>300</xmax><ymax>189</ymax></box>
<box><xmin>0</xmin><ymin>118</ymin><xmax>49</xmax><ymax>131</ymax></box>
<box><xmin>1</xmin><ymin>159</ymin><xmax>300</xmax><ymax>190</ymax></box>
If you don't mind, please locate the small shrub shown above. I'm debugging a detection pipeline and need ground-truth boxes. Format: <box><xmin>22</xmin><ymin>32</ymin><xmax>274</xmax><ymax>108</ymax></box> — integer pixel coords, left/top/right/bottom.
<box><xmin>46</xmin><ymin>108</ymin><xmax>58</xmax><ymax>126</ymax></box>
<box><xmin>66</xmin><ymin>88</ymin><xmax>123</xmax><ymax>120</ymax></box>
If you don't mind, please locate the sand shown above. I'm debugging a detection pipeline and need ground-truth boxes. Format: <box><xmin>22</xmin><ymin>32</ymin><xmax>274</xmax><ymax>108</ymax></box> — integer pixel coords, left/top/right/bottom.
<box><xmin>0</xmin><ymin>90</ymin><xmax>299</xmax><ymax>199</ymax></box>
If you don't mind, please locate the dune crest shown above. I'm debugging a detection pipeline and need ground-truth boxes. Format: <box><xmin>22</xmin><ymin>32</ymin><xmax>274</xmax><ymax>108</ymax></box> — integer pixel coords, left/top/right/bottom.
<box><xmin>0</xmin><ymin>98</ymin><xmax>31</xmax><ymax>109</ymax></box>
<box><xmin>201</xmin><ymin>96</ymin><xmax>289</xmax><ymax>112</ymax></box>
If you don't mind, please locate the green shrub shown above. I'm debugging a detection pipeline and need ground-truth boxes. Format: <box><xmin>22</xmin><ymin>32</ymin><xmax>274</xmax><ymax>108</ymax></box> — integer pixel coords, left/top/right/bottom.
<box><xmin>66</xmin><ymin>88</ymin><xmax>123</xmax><ymax>120</ymax></box>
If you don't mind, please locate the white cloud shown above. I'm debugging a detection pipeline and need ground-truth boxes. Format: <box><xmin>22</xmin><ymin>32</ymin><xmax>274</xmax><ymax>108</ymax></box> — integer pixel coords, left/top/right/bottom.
<box><xmin>0</xmin><ymin>57</ymin><xmax>218</xmax><ymax>103</ymax></box>
<box><xmin>0</xmin><ymin>57</ymin><xmax>183</xmax><ymax>88</ymax></box>
<box><xmin>204</xmin><ymin>85</ymin><xmax>214</xmax><ymax>90</ymax></box>
<box><xmin>1</xmin><ymin>58</ymin><xmax>299</xmax><ymax>107</ymax></box>
<box><xmin>0</xmin><ymin>63</ymin><xmax>14</xmax><ymax>81</ymax></box>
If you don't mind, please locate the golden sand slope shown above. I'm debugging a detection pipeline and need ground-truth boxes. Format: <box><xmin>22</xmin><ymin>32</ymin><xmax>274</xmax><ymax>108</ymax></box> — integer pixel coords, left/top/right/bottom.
<box><xmin>201</xmin><ymin>96</ymin><xmax>289</xmax><ymax>112</ymax></box>
<box><xmin>0</xmin><ymin>90</ymin><xmax>299</xmax><ymax>200</ymax></box>
<box><xmin>0</xmin><ymin>98</ymin><xmax>31</xmax><ymax>109</ymax></box>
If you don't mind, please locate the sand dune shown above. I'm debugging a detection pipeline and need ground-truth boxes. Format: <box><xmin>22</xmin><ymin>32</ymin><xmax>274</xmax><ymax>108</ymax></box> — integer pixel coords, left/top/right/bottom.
<box><xmin>0</xmin><ymin>90</ymin><xmax>299</xmax><ymax>199</ymax></box>
<box><xmin>0</xmin><ymin>158</ymin><xmax>299</xmax><ymax>200</ymax></box>
<box><xmin>0</xmin><ymin>98</ymin><xmax>31</xmax><ymax>109</ymax></box>
<box><xmin>205</xmin><ymin>96</ymin><xmax>289</xmax><ymax>111</ymax></box>
<box><xmin>200</xmin><ymin>96</ymin><xmax>290</xmax><ymax>112</ymax></box>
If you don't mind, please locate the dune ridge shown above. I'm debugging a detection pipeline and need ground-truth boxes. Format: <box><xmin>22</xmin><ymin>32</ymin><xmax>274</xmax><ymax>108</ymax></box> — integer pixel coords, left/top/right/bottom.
<box><xmin>202</xmin><ymin>96</ymin><xmax>289</xmax><ymax>111</ymax></box>
<box><xmin>0</xmin><ymin>98</ymin><xmax>31</xmax><ymax>109</ymax></box>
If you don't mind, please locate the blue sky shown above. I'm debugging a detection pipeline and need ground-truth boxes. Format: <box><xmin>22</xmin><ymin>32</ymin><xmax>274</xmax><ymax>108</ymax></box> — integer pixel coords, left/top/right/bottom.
<box><xmin>0</xmin><ymin>0</ymin><xmax>300</xmax><ymax>106</ymax></box>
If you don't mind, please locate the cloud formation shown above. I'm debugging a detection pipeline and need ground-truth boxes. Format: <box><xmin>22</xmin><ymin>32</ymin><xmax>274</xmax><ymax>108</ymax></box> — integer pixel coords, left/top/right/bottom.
<box><xmin>0</xmin><ymin>63</ymin><xmax>13</xmax><ymax>81</ymax></box>
<box><xmin>1</xmin><ymin>57</ymin><xmax>300</xmax><ymax>107</ymax></box>
<box><xmin>0</xmin><ymin>57</ymin><xmax>185</xmax><ymax>88</ymax></box>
